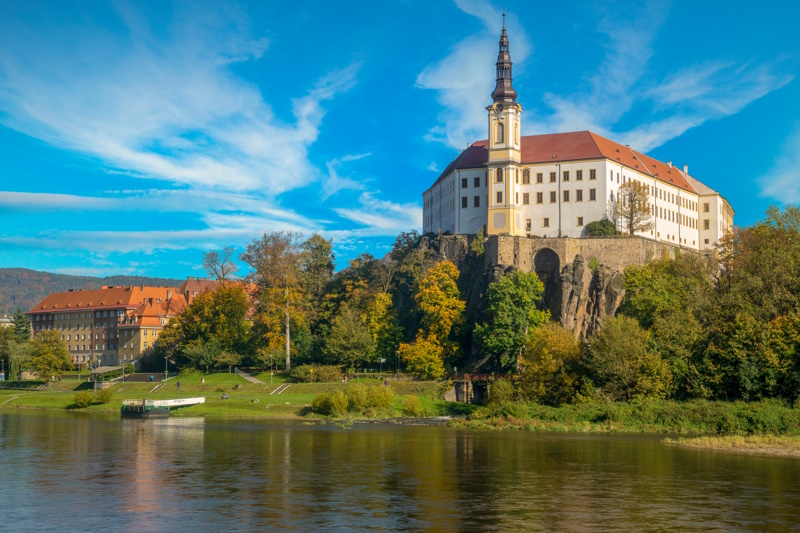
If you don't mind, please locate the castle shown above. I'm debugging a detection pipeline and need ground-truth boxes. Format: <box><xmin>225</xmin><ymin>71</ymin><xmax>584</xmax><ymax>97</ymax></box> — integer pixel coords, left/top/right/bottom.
<box><xmin>423</xmin><ymin>18</ymin><xmax>734</xmax><ymax>252</ymax></box>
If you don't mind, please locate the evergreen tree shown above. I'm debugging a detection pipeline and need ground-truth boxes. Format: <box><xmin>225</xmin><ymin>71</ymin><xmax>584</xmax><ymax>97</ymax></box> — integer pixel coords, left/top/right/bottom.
<box><xmin>12</xmin><ymin>308</ymin><xmax>31</xmax><ymax>341</ymax></box>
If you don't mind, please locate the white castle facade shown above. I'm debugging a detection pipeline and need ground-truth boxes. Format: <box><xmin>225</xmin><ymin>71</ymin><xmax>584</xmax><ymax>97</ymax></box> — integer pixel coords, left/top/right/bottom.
<box><xmin>422</xmin><ymin>22</ymin><xmax>734</xmax><ymax>251</ymax></box>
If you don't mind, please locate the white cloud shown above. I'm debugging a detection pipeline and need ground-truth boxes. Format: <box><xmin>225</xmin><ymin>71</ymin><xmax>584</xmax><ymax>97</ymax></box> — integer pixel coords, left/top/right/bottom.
<box><xmin>417</xmin><ymin>1</ymin><xmax>792</xmax><ymax>153</ymax></box>
<box><xmin>321</xmin><ymin>153</ymin><xmax>371</xmax><ymax>201</ymax></box>
<box><xmin>758</xmin><ymin>126</ymin><xmax>800</xmax><ymax>203</ymax></box>
<box><xmin>333</xmin><ymin>192</ymin><xmax>423</xmax><ymax>236</ymax></box>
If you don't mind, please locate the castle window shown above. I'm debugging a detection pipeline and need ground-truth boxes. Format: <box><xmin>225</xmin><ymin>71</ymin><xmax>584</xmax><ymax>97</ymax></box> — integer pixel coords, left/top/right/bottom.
<box><xmin>525</xmin><ymin>219</ymin><xmax>532</xmax><ymax>231</ymax></box>
<box><xmin>536</xmin><ymin>172</ymin><xmax>543</xmax><ymax>183</ymax></box>
<box><xmin>474</xmin><ymin>196</ymin><xmax>480</xmax><ymax>208</ymax></box>
<box><xmin>496</xmin><ymin>168</ymin><xmax>503</xmax><ymax>183</ymax></box>
<box><xmin>550</xmin><ymin>191</ymin><xmax>557</xmax><ymax>203</ymax></box>
<box><xmin>550</xmin><ymin>172</ymin><xmax>556</xmax><ymax>183</ymax></box>
<box><xmin>536</xmin><ymin>192</ymin><xmax>543</xmax><ymax>204</ymax></box>
<box><xmin>516</xmin><ymin>192</ymin><xmax>519</xmax><ymax>203</ymax></box>
<box><xmin>590</xmin><ymin>169</ymin><xmax>596</xmax><ymax>180</ymax></box>
<box><xmin>543</xmin><ymin>218</ymin><xmax>550</xmax><ymax>228</ymax></box>
<box><xmin>523</xmin><ymin>169</ymin><xmax>530</xmax><ymax>184</ymax></box>
<box><xmin>496</xmin><ymin>191</ymin><xmax>503</xmax><ymax>204</ymax></box>
<box><xmin>703</xmin><ymin>202</ymin><xmax>710</xmax><ymax>212</ymax></box>
<box><xmin>515</xmin><ymin>169</ymin><xmax>519</xmax><ymax>184</ymax></box>
<box><xmin>474</xmin><ymin>177</ymin><xmax>480</xmax><ymax>188</ymax></box>
<box><xmin>563</xmin><ymin>190</ymin><xmax>570</xmax><ymax>202</ymax></box>
<box><xmin>610</xmin><ymin>170</ymin><xmax>613</xmax><ymax>181</ymax></box>
<box><xmin>704</xmin><ymin>219</ymin><xmax>710</xmax><ymax>230</ymax></box>
<box><xmin>704</xmin><ymin>238</ymin><xmax>710</xmax><ymax>244</ymax></box>
<box><xmin>563</xmin><ymin>171</ymin><xmax>569</xmax><ymax>182</ymax></box>
<box><xmin>523</xmin><ymin>193</ymin><xmax>530</xmax><ymax>205</ymax></box>
<box><xmin>461</xmin><ymin>197</ymin><xmax>468</xmax><ymax>208</ymax></box>
<box><xmin>577</xmin><ymin>217</ymin><xmax>584</xmax><ymax>226</ymax></box>
<box><xmin>576</xmin><ymin>170</ymin><xmax>583</xmax><ymax>181</ymax></box>
<box><xmin>589</xmin><ymin>188</ymin><xmax>596</xmax><ymax>201</ymax></box>
<box><xmin>461</xmin><ymin>178</ymin><xmax>468</xmax><ymax>189</ymax></box>
<box><xmin>496</xmin><ymin>122</ymin><xmax>504</xmax><ymax>143</ymax></box>
<box><xmin>576</xmin><ymin>189</ymin><xmax>583</xmax><ymax>202</ymax></box>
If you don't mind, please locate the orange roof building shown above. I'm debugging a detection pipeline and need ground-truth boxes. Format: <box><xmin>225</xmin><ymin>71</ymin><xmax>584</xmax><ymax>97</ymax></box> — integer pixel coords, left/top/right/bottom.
<box><xmin>423</xmin><ymin>23</ymin><xmax>733</xmax><ymax>251</ymax></box>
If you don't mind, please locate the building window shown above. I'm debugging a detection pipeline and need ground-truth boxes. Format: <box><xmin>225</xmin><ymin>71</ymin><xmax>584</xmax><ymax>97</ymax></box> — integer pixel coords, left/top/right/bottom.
<box><xmin>704</xmin><ymin>238</ymin><xmax>710</xmax><ymax>244</ymax></box>
<box><xmin>576</xmin><ymin>170</ymin><xmax>583</xmax><ymax>181</ymax></box>
<box><xmin>563</xmin><ymin>190</ymin><xmax>570</xmax><ymax>202</ymax></box>
<box><xmin>550</xmin><ymin>172</ymin><xmax>556</xmax><ymax>183</ymax></box>
<box><xmin>536</xmin><ymin>172</ymin><xmax>543</xmax><ymax>184</ymax></box>
<box><xmin>523</xmin><ymin>169</ymin><xmax>530</xmax><ymax>184</ymax></box>
<box><xmin>496</xmin><ymin>191</ymin><xmax>503</xmax><ymax>204</ymax></box>
<box><xmin>515</xmin><ymin>192</ymin><xmax>519</xmax><ymax>203</ymax></box>
<box><xmin>526</xmin><ymin>219</ymin><xmax>532</xmax><ymax>231</ymax></box>
<box><xmin>703</xmin><ymin>202</ymin><xmax>710</xmax><ymax>212</ymax></box>
<box><xmin>610</xmin><ymin>170</ymin><xmax>613</xmax><ymax>181</ymax></box>
<box><xmin>563</xmin><ymin>171</ymin><xmax>570</xmax><ymax>182</ymax></box>
<box><xmin>704</xmin><ymin>219</ymin><xmax>710</xmax><ymax>230</ymax></box>
<box><xmin>474</xmin><ymin>196</ymin><xmax>480</xmax><ymax>208</ymax></box>
<box><xmin>474</xmin><ymin>177</ymin><xmax>480</xmax><ymax>187</ymax></box>
<box><xmin>550</xmin><ymin>191</ymin><xmax>557</xmax><ymax>203</ymax></box>
<box><xmin>461</xmin><ymin>197</ymin><xmax>468</xmax><ymax>208</ymax></box>
<box><xmin>515</xmin><ymin>169</ymin><xmax>519</xmax><ymax>184</ymax></box>
<box><xmin>461</xmin><ymin>178</ymin><xmax>468</xmax><ymax>189</ymax></box>
<box><xmin>496</xmin><ymin>122</ymin><xmax>504</xmax><ymax>143</ymax></box>
<box><xmin>590</xmin><ymin>169</ymin><xmax>596</xmax><ymax>180</ymax></box>
<box><xmin>523</xmin><ymin>193</ymin><xmax>530</xmax><ymax>205</ymax></box>
<box><xmin>543</xmin><ymin>218</ymin><xmax>550</xmax><ymax>228</ymax></box>
<box><xmin>576</xmin><ymin>189</ymin><xmax>583</xmax><ymax>202</ymax></box>
<box><xmin>496</xmin><ymin>168</ymin><xmax>503</xmax><ymax>183</ymax></box>
<box><xmin>536</xmin><ymin>192</ymin><xmax>543</xmax><ymax>204</ymax></box>
<box><xmin>577</xmin><ymin>216</ymin><xmax>584</xmax><ymax>226</ymax></box>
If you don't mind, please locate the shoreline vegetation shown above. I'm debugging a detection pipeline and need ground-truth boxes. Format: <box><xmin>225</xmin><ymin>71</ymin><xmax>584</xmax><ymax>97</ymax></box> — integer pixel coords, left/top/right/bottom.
<box><xmin>2</xmin><ymin>372</ymin><xmax>800</xmax><ymax>457</ymax></box>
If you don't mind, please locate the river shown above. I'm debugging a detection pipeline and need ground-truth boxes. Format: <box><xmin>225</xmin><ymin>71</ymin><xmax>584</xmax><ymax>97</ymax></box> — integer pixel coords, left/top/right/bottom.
<box><xmin>1</xmin><ymin>411</ymin><xmax>799</xmax><ymax>531</ymax></box>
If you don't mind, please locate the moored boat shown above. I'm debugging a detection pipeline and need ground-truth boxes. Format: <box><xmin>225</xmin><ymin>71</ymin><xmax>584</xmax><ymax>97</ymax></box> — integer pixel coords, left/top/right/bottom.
<box><xmin>121</xmin><ymin>397</ymin><xmax>205</xmax><ymax>419</ymax></box>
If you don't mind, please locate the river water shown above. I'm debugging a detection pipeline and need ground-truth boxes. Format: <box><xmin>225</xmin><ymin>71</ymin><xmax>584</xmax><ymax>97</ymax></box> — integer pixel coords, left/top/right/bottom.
<box><xmin>1</xmin><ymin>412</ymin><xmax>799</xmax><ymax>531</ymax></box>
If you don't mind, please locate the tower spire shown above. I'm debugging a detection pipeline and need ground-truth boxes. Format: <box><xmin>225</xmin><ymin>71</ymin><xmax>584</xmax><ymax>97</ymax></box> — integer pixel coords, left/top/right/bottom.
<box><xmin>491</xmin><ymin>14</ymin><xmax>517</xmax><ymax>104</ymax></box>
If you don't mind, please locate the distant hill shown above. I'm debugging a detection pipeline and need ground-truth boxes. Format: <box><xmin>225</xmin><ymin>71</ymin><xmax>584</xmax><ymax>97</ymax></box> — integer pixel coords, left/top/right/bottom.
<box><xmin>0</xmin><ymin>268</ymin><xmax>184</xmax><ymax>316</ymax></box>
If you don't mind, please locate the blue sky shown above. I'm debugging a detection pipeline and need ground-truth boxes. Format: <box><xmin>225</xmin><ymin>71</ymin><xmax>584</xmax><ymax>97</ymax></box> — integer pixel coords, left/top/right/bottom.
<box><xmin>0</xmin><ymin>0</ymin><xmax>797</xmax><ymax>278</ymax></box>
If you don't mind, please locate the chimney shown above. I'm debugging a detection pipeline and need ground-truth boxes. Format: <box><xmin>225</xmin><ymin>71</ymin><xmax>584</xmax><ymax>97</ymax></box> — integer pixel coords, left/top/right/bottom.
<box><xmin>683</xmin><ymin>164</ymin><xmax>688</xmax><ymax>174</ymax></box>
<box><xmin>167</xmin><ymin>290</ymin><xmax>173</xmax><ymax>299</ymax></box>
<box><xmin>667</xmin><ymin>161</ymin><xmax>672</xmax><ymax>168</ymax></box>
<box><xmin>148</xmin><ymin>298</ymin><xmax>154</xmax><ymax>306</ymax></box>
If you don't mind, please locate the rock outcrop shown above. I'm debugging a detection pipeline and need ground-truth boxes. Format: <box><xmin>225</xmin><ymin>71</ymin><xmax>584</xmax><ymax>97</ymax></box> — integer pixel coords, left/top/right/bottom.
<box><xmin>558</xmin><ymin>255</ymin><xmax>625</xmax><ymax>339</ymax></box>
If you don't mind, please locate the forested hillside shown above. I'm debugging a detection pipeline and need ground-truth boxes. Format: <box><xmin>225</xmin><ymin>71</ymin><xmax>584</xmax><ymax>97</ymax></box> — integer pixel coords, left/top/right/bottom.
<box><xmin>0</xmin><ymin>268</ymin><xmax>183</xmax><ymax>315</ymax></box>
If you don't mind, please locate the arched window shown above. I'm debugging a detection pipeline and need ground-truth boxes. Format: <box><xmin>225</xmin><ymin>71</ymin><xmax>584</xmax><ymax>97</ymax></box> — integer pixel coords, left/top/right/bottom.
<box><xmin>496</xmin><ymin>168</ymin><xmax>503</xmax><ymax>183</ymax></box>
<box><xmin>496</xmin><ymin>122</ymin><xmax>504</xmax><ymax>143</ymax></box>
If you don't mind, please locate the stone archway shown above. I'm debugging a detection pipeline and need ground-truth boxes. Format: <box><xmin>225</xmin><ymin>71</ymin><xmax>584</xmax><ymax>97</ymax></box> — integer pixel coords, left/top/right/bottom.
<box><xmin>533</xmin><ymin>248</ymin><xmax>561</xmax><ymax>318</ymax></box>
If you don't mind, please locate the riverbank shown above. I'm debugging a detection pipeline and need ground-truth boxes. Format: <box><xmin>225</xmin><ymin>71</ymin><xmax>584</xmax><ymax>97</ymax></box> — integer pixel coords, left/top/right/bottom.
<box><xmin>665</xmin><ymin>435</ymin><xmax>800</xmax><ymax>458</ymax></box>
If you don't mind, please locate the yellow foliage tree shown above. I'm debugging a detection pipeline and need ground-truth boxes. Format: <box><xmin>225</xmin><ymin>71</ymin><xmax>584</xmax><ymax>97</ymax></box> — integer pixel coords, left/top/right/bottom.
<box><xmin>519</xmin><ymin>323</ymin><xmax>581</xmax><ymax>405</ymax></box>
<box><xmin>398</xmin><ymin>337</ymin><xmax>445</xmax><ymax>380</ymax></box>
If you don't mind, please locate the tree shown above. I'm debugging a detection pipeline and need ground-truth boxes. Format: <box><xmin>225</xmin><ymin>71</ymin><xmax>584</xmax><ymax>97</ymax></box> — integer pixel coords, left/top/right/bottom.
<box><xmin>181</xmin><ymin>340</ymin><xmax>221</xmax><ymax>372</ymax></box>
<box><xmin>615</xmin><ymin>181</ymin><xmax>654</xmax><ymax>235</ymax></box>
<box><xmin>28</xmin><ymin>331</ymin><xmax>72</xmax><ymax>381</ymax></box>
<box><xmin>216</xmin><ymin>350</ymin><xmax>243</xmax><ymax>373</ymax></box>
<box><xmin>474</xmin><ymin>270</ymin><xmax>549</xmax><ymax>371</ymax></box>
<box><xmin>519</xmin><ymin>323</ymin><xmax>581</xmax><ymax>405</ymax></box>
<box><xmin>471</xmin><ymin>227</ymin><xmax>485</xmax><ymax>255</ymax></box>
<box><xmin>398</xmin><ymin>337</ymin><xmax>444</xmax><ymax>380</ymax></box>
<box><xmin>324</xmin><ymin>304</ymin><xmax>375</xmax><ymax>369</ymax></box>
<box><xmin>12</xmin><ymin>308</ymin><xmax>31</xmax><ymax>341</ymax></box>
<box><xmin>584</xmin><ymin>316</ymin><xmax>672</xmax><ymax>401</ymax></box>
<box><xmin>365</xmin><ymin>292</ymin><xmax>403</xmax><ymax>367</ymax></box>
<box><xmin>203</xmin><ymin>246</ymin><xmax>239</xmax><ymax>284</ymax></box>
<box><xmin>415</xmin><ymin>261</ymin><xmax>464</xmax><ymax>347</ymax></box>
<box><xmin>301</xmin><ymin>234</ymin><xmax>335</xmax><ymax>300</ymax></box>
<box><xmin>6</xmin><ymin>339</ymin><xmax>30</xmax><ymax>381</ymax></box>
<box><xmin>585</xmin><ymin>218</ymin><xmax>616</xmax><ymax>237</ymax></box>
<box><xmin>241</xmin><ymin>231</ymin><xmax>305</xmax><ymax>371</ymax></box>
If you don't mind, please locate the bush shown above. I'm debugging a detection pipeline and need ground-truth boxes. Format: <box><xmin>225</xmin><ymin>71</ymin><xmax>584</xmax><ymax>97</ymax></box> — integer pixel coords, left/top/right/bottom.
<box><xmin>366</xmin><ymin>385</ymin><xmax>395</xmax><ymax>410</ymax></box>
<box><xmin>586</xmin><ymin>218</ymin><xmax>616</xmax><ymax>236</ymax></box>
<box><xmin>345</xmin><ymin>384</ymin><xmax>369</xmax><ymax>412</ymax></box>
<box><xmin>311</xmin><ymin>390</ymin><xmax>349</xmax><ymax>416</ymax></box>
<box><xmin>74</xmin><ymin>391</ymin><xmax>93</xmax><ymax>408</ymax></box>
<box><xmin>402</xmin><ymin>395</ymin><xmax>422</xmax><ymax>416</ymax></box>
<box><xmin>487</xmin><ymin>379</ymin><xmax>515</xmax><ymax>407</ymax></box>
<box><xmin>311</xmin><ymin>385</ymin><xmax>395</xmax><ymax>416</ymax></box>
<box><xmin>95</xmin><ymin>388</ymin><xmax>114</xmax><ymax>404</ymax></box>
<box><xmin>290</xmin><ymin>364</ymin><xmax>342</xmax><ymax>383</ymax></box>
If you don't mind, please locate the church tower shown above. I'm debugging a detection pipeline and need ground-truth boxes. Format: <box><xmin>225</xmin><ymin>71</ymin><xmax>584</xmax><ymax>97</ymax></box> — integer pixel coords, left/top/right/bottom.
<box><xmin>486</xmin><ymin>15</ymin><xmax>523</xmax><ymax>236</ymax></box>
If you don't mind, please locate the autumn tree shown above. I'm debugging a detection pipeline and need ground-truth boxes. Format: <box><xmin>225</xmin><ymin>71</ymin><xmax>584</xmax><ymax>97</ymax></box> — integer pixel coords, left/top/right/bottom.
<box><xmin>397</xmin><ymin>337</ymin><xmax>444</xmax><ymax>380</ymax></box>
<box><xmin>203</xmin><ymin>246</ymin><xmax>239</xmax><ymax>284</ymax></box>
<box><xmin>365</xmin><ymin>292</ymin><xmax>403</xmax><ymax>368</ymax></box>
<box><xmin>584</xmin><ymin>316</ymin><xmax>672</xmax><ymax>401</ymax></box>
<box><xmin>301</xmin><ymin>234</ymin><xmax>335</xmax><ymax>300</ymax></box>
<box><xmin>324</xmin><ymin>304</ymin><xmax>375</xmax><ymax>369</ymax></box>
<box><xmin>241</xmin><ymin>231</ymin><xmax>305</xmax><ymax>371</ymax></box>
<box><xmin>28</xmin><ymin>331</ymin><xmax>72</xmax><ymax>381</ymax></box>
<box><xmin>614</xmin><ymin>181</ymin><xmax>654</xmax><ymax>236</ymax></box>
<box><xmin>519</xmin><ymin>323</ymin><xmax>581</xmax><ymax>405</ymax></box>
<box><xmin>474</xmin><ymin>270</ymin><xmax>549</xmax><ymax>372</ymax></box>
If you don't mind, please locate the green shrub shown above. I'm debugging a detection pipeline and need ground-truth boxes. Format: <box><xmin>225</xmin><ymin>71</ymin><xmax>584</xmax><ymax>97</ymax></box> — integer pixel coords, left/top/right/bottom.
<box><xmin>74</xmin><ymin>391</ymin><xmax>93</xmax><ymax>408</ymax></box>
<box><xmin>588</xmin><ymin>257</ymin><xmax>600</xmax><ymax>273</ymax></box>
<box><xmin>402</xmin><ymin>395</ymin><xmax>422</xmax><ymax>416</ymax></box>
<box><xmin>345</xmin><ymin>384</ymin><xmax>369</xmax><ymax>412</ymax></box>
<box><xmin>311</xmin><ymin>390</ymin><xmax>349</xmax><ymax>416</ymax></box>
<box><xmin>290</xmin><ymin>364</ymin><xmax>342</xmax><ymax>383</ymax></box>
<box><xmin>366</xmin><ymin>385</ymin><xmax>395</xmax><ymax>410</ymax></box>
<box><xmin>487</xmin><ymin>379</ymin><xmax>515</xmax><ymax>407</ymax></box>
<box><xmin>95</xmin><ymin>388</ymin><xmax>114</xmax><ymax>404</ymax></box>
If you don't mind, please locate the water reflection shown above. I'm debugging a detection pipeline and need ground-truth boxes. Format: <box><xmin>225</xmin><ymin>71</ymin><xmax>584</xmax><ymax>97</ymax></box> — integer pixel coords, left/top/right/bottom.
<box><xmin>1</xmin><ymin>412</ymin><xmax>799</xmax><ymax>531</ymax></box>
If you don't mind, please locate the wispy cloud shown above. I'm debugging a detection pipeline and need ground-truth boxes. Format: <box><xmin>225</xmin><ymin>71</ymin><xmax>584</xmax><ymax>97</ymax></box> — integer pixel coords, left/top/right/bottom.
<box><xmin>321</xmin><ymin>153</ymin><xmax>370</xmax><ymax>201</ymax></box>
<box><xmin>418</xmin><ymin>0</ymin><xmax>792</xmax><ymax>153</ymax></box>
<box><xmin>333</xmin><ymin>192</ymin><xmax>423</xmax><ymax>236</ymax></box>
<box><xmin>758</xmin><ymin>125</ymin><xmax>800</xmax><ymax>203</ymax></box>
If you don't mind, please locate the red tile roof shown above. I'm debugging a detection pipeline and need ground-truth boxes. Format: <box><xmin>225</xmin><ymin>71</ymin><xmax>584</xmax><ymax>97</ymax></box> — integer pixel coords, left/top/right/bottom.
<box><xmin>430</xmin><ymin>131</ymin><xmax>696</xmax><ymax>193</ymax></box>
<box><xmin>27</xmin><ymin>286</ymin><xmax>185</xmax><ymax>315</ymax></box>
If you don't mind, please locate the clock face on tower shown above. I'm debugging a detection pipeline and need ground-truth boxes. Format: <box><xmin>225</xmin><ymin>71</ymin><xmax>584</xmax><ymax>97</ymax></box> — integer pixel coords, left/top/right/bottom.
<box><xmin>495</xmin><ymin>103</ymin><xmax>504</xmax><ymax>114</ymax></box>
